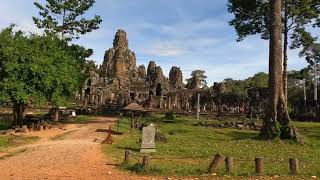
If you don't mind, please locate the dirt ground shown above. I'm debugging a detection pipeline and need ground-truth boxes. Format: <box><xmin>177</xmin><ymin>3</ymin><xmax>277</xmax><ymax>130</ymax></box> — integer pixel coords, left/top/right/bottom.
<box><xmin>0</xmin><ymin>116</ymin><xmax>290</xmax><ymax>180</ymax></box>
<box><xmin>0</xmin><ymin>116</ymin><xmax>156</xmax><ymax>180</ymax></box>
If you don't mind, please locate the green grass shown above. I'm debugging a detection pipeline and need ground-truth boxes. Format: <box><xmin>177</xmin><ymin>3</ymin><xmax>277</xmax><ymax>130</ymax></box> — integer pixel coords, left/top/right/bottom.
<box><xmin>0</xmin><ymin>148</ymin><xmax>28</xmax><ymax>160</ymax></box>
<box><xmin>103</xmin><ymin>115</ymin><xmax>320</xmax><ymax>177</ymax></box>
<box><xmin>60</xmin><ymin>115</ymin><xmax>92</xmax><ymax>124</ymax></box>
<box><xmin>0</xmin><ymin>121</ymin><xmax>11</xmax><ymax>130</ymax></box>
<box><xmin>0</xmin><ymin>135</ymin><xmax>40</xmax><ymax>152</ymax></box>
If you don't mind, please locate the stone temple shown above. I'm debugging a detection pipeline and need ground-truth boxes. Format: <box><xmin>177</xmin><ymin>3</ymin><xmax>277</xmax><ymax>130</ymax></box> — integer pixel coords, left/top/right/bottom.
<box><xmin>78</xmin><ymin>29</ymin><xmax>264</xmax><ymax>115</ymax></box>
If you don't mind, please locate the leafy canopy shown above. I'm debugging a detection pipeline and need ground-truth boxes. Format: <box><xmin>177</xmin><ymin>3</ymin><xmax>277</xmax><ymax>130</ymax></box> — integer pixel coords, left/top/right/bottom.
<box><xmin>0</xmin><ymin>26</ymin><xmax>88</xmax><ymax>107</ymax></box>
<box><xmin>228</xmin><ymin>0</ymin><xmax>319</xmax><ymax>48</ymax></box>
<box><xmin>223</xmin><ymin>72</ymin><xmax>268</xmax><ymax>95</ymax></box>
<box><xmin>186</xmin><ymin>70</ymin><xmax>208</xmax><ymax>88</ymax></box>
<box><xmin>33</xmin><ymin>0</ymin><xmax>102</xmax><ymax>40</ymax></box>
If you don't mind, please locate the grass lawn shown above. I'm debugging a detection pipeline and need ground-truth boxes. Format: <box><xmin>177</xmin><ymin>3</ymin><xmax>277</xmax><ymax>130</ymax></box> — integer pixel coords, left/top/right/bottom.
<box><xmin>103</xmin><ymin>114</ymin><xmax>320</xmax><ymax>178</ymax></box>
<box><xmin>60</xmin><ymin>115</ymin><xmax>92</xmax><ymax>124</ymax></box>
<box><xmin>0</xmin><ymin>135</ymin><xmax>40</xmax><ymax>152</ymax></box>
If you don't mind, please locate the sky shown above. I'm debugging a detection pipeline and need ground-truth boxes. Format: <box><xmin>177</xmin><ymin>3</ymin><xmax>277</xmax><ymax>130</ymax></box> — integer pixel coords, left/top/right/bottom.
<box><xmin>0</xmin><ymin>0</ymin><xmax>315</xmax><ymax>85</ymax></box>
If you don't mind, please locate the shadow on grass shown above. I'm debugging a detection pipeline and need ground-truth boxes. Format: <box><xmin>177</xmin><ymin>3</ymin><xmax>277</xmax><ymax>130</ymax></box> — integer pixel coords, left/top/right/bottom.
<box><xmin>95</xmin><ymin>129</ymin><xmax>123</xmax><ymax>135</ymax></box>
<box><xmin>120</xmin><ymin>163</ymin><xmax>163</xmax><ymax>175</ymax></box>
<box><xmin>117</xmin><ymin>146</ymin><xmax>140</xmax><ymax>152</ymax></box>
<box><xmin>223</xmin><ymin>130</ymin><xmax>259</xmax><ymax>141</ymax></box>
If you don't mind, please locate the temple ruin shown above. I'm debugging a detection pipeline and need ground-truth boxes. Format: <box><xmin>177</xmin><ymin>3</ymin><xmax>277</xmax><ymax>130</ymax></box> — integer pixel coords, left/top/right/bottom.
<box><xmin>78</xmin><ymin>29</ymin><xmax>265</xmax><ymax>115</ymax></box>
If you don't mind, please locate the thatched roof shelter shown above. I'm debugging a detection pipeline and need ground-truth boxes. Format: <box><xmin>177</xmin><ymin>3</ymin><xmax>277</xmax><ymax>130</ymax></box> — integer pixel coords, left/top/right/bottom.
<box><xmin>123</xmin><ymin>102</ymin><xmax>144</xmax><ymax>111</ymax></box>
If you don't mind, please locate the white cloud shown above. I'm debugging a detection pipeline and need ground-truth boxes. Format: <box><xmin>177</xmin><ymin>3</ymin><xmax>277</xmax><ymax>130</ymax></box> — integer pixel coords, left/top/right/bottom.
<box><xmin>159</xmin><ymin>18</ymin><xmax>227</xmax><ymax>38</ymax></box>
<box><xmin>143</xmin><ymin>37</ymin><xmax>220</xmax><ymax>57</ymax></box>
<box><xmin>144</xmin><ymin>42</ymin><xmax>186</xmax><ymax>56</ymax></box>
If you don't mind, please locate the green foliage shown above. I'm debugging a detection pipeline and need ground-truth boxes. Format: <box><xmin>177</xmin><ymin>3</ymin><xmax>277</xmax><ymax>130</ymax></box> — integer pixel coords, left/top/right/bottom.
<box><xmin>228</xmin><ymin>0</ymin><xmax>319</xmax><ymax>46</ymax></box>
<box><xmin>165</xmin><ymin>111</ymin><xmax>176</xmax><ymax>121</ymax></box>
<box><xmin>223</xmin><ymin>72</ymin><xmax>268</xmax><ymax>95</ymax></box>
<box><xmin>249</xmin><ymin>72</ymin><xmax>268</xmax><ymax>88</ymax></box>
<box><xmin>33</xmin><ymin>0</ymin><xmax>102</xmax><ymax>40</ymax></box>
<box><xmin>0</xmin><ymin>26</ymin><xmax>88</xmax><ymax>122</ymax></box>
<box><xmin>301</xmin><ymin>43</ymin><xmax>320</xmax><ymax>66</ymax></box>
<box><xmin>186</xmin><ymin>70</ymin><xmax>207</xmax><ymax>88</ymax></box>
<box><xmin>104</xmin><ymin>115</ymin><xmax>320</xmax><ymax>177</ymax></box>
<box><xmin>0</xmin><ymin>121</ymin><xmax>11</xmax><ymax>130</ymax></box>
<box><xmin>228</xmin><ymin>0</ymin><xmax>270</xmax><ymax>41</ymax></box>
<box><xmin>0</xmin><ymin>135</ymin><xmax>40</xmax><ymax>152</ymax></box>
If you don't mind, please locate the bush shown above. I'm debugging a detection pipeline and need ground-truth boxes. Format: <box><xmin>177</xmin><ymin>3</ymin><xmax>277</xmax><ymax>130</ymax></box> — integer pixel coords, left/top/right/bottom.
<box><xmin>165</xmin><ymin>111</ymin><xmax>176</xmax><ymax>120</ymax></box>
<box><xmin>0</xmin><ymin>121</ymin><xmax>11</xmax><ymax>130</ymax></box>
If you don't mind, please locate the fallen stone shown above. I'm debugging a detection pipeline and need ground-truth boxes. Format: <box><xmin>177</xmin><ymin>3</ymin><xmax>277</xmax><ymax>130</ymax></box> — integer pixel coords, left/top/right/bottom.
<box><xmin>155</xmin><ymin>131</ymin><xmax>167</xmax><ymax>143</ymax></box>
<box><xmin>20</xmin><ymin>125</ymin><xmax>28</xmax><ymax>133</ymax></box>
<box><xmin>6</xmin><ymin>129</ymin><xmax>15</xmax><ymax>135</ymax></box>
<box><xmin>14</xmin><ymin>128</ymin><xmax>20</xmax><ymax>133</ymax></box>
<box><xmin>236</xmin><ymin>124</ymin><xmax>244</xmax><ymax>129</ymax></box>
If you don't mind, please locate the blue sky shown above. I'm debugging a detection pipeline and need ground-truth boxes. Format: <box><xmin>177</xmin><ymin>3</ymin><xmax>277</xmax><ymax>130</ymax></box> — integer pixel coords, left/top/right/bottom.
<box><xmin>0</xmin><ymin>0</ymin><xmax>314</xmax><ymax>85</ymax></box>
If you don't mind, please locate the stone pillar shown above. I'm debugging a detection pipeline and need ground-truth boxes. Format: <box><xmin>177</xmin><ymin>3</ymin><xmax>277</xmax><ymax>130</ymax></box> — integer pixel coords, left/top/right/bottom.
<box><xmin>99</xmin><ymin>91</ymin><xmax>104</xmax><ymax>105</ymax></box>
<box><xmin>177</xmin><ymin>94</ymin><xmax>181</xmax><ymax>110</ymax></box>
<box><xmin>174</xmin><ymin>94</ymin><xmax>178</xmax><ymax>109</ymax></box>
<box><xmin>159</xmin><ymin>96</ymin><xmax>163</xmax><ymax>109</ymax></box>
<box><xmin>168</xmin><ymin>96</ymin><xmax>171</xmax><ymax>109</ymax></box>
<box><xmin>149</xmin><ymin>95</ymin><xmax>154</xmax><ymax>109</ymax></box>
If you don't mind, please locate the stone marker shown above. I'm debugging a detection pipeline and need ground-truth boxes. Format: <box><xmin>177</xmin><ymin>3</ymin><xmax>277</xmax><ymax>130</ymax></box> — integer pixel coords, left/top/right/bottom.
<box><xmin>140</xmin><ymin>124</ymin><xmax>156</xmax><ymax>153</ymax></box>
<box><xmin>21</xmin><ymin>125</ymin><xmax>28</xmax><ymax>133</ymax></box>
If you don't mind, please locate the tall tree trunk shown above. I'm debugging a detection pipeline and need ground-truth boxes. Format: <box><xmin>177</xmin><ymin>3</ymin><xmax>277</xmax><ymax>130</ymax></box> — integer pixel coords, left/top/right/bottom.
<box><xmin>303</xmin><ymin>78</ymin><xmax>306</xmax><ymax>101</ymax></box>
<box><xmin>61</xmin><ymin>0</ymin><xmax>67</xmax><ymax>39</ymax></box>
<box><xmin>260</xmin><ymin>0</ymin><xmax>300</xmax><ymax>141</ymax></box>
<box><xmin>283</xmin><ymin>1</ymin><xmax>288</xmax><ymax>104</ymax></box>
<box><xmin>314</xmin><ymin>70</ymin><xmax>318</xmax><ymax>101</ymax></box>
<box><xmin>54</xmin><ymin>108</ymin><xmax>59</xmax><ymax>122</ymax></box>
<box><xmin>13</xmin><ymin>102</ymin><xmax>25</xmax><ymax>127</ymax></box>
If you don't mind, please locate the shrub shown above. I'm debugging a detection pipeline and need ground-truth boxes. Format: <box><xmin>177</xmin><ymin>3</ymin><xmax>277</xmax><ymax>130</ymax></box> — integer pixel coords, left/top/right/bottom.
<box><xmin>165</xmin><ymin>111</ymin><xmax>176</xmax><ymax>120</ymax></box>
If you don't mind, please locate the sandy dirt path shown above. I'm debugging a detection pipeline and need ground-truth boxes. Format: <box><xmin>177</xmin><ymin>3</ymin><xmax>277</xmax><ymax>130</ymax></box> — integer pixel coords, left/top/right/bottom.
<box><xmin>0</xmin><ymin>116</ymin><xmax>155</xmax><ymax>180</ymax></box>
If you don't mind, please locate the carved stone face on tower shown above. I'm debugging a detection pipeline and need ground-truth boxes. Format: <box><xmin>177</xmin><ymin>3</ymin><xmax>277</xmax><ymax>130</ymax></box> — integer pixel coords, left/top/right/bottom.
<box><xmin>113</xmin><ymin>29</ymin><xmax>128</xmax><ymax>49</ymax></box>
<box><xmin>169</xmin><ymin>66</ymin><xmax>183</xmax><ymax>89</ymax></box>
<box><xmin>102</xmin><ymin>29</ymin><xmax>136</xmax><ymax>81</ymax></box>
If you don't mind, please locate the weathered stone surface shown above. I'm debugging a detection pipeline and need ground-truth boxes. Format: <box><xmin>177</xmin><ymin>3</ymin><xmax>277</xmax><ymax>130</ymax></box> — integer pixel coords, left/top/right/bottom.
<box><xmin>21</xmin><ymin>125</ymin><xmax>28</xmax><ymax>133</ymax></box>
<box><xmin>155</xmin><ymin>131</ymin><xmax>167</xmax><ymax>143</ymax></box>
<box><xmin>211</xmin><ymin>82</ymin><xmax>226</xmax><ymax>93</ymax></box>
<box><xmin>155</xmin><ymin>66</ymin><xmax>165</xmax><ymax>81</ymax></box>
<box><xmin>187</xmin><ymin>76</ymin><xmax>201</xmax><ymax>89</ymax></box>
<box><xmin>102</xmin><ymin>29</ymin><xmax>136</xmax><ymax>79</ymax></box>
<box><xmin>137</xmin><ymin>65</ymin><xmax>146</xmax><ymax>79</ymax></box>
<box><xmin>140</xmin><ymin>125</ymin><xmax>156</xmax><ymax>153</ymax></box>
<box><xmin>113</xmin><ymin>29</ymin><xmax>128</xmax><ymax>49</ymax></box>
<box><xmin>6</xmin><ymin>129</ymin><xmax>15</xmax><ymax>135</ymax></box>
<box><xmin>147</xmin><ymin>61</ymin><xmax>156</xmax><ymax>78</ymax></box>
<box><xmin>169</xmin><ymin>66</ymin><xmax>183</xmax><ymax>89</ymax></box>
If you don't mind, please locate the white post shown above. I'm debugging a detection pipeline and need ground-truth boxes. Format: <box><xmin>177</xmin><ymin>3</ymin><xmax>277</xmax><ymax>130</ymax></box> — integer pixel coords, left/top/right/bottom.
<box><xmin>314</xmin><ymin>67</ymin><xmax>318</xmax><ymax>101</ymax></box>
<box><xmin>314</xmin><ymin>76</ymin><xmax>318</xmax><ymax>101</ymax></box>
<box><xmin>303</xmin><ymin>78</ymin><xmax>306</xmax><ymax>101</ymax></box>
<box><xmin>197</xmin><ymin>93</ymin><xmax>200</xmax><ymax>121</ymax></box>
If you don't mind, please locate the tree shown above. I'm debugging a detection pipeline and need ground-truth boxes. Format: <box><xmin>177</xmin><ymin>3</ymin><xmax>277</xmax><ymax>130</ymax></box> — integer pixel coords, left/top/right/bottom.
<box><xmin>186</xmin><ymin>70</ymin><xmax>207</xmax><ymax>89</ymax></box>
<box><xmin>300</xmin><ymin>43</ymin><xmax>320</xmax><ymax>101</ymax></box>
<box><xmin>221</xmin><ymin>72</ymin><xmax>268</xmax><ymax>95</ymax></box>
<box><xmin>33</xmin><ymin>0</ymin><xmax>102</xmax><ymax>40</ymax></box>
<box><xmin>228</xmin><ymin>0</ymin><xmax>319</xmax><ymax>103</ymax></box>
<box><xmin>0</xmin><ymin>26</ymin><xmax>88</xmax><ymax>125</ymax></box>
<box><xmin>249</xmin><ymin>72</ymin><xmax>268</xmax><ymax>88</ymax></box>
<box><xmin>259</xmin><ymin>0</ymin><xmax>300</xmax><ymax>141</ymax></box>
<box><xmin>287</xmin><ymin>68</ymin><xmax>314</xmax><ymax>106</ymax></box>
